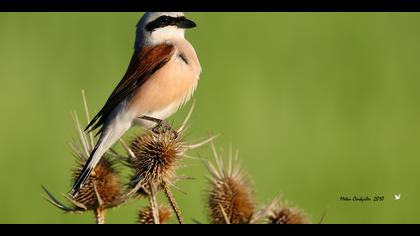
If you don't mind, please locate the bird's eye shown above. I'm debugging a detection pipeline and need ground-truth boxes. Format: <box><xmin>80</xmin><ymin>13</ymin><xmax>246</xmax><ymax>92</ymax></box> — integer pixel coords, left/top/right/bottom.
<box><xmin>161</xmin><ymin>16</ymin><xmax>170</xmax><ymax>23</ymax></box>
<box><xmin>145</xmin><ymin>16</ymin><xmax>174</xmax><ymax>31</ymax></box>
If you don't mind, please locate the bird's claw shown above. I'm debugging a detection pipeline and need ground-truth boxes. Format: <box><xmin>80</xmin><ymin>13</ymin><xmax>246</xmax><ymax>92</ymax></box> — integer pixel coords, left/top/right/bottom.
<box><xmin>152</xmin><ymin>120</ymin><xmax>178</xmax><ymax>139</ymax></box>
<box><xmin>138</xmin><ymin>115</ymin><xmax>178</xmax><ymax>139</ymax></box>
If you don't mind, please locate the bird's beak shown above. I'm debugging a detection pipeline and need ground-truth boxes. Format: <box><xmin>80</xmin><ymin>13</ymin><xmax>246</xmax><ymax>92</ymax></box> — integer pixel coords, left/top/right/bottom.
<box><xmin>177</xmin><ymin>18</ymin><xmax>197</xmax><ymax>29</ymax></box>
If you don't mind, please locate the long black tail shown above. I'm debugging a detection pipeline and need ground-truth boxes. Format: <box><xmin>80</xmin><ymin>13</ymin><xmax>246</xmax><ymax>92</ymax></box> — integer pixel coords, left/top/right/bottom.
<box><xmin>69</xmin><ymin>145</ymin><xmax>99</xmax><ymax>198</ymax></box>
<box><xmin>70</xmin><ymin>113</ymin><xmax>130</xmax><ymax>198</ymax></box>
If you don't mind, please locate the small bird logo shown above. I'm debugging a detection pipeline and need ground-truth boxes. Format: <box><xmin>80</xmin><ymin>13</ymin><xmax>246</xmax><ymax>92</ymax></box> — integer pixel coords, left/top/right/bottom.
<box><xmin>394</xmin><ymin>194</ymin><xmax>401</xmax><ymax>201</ymax></box>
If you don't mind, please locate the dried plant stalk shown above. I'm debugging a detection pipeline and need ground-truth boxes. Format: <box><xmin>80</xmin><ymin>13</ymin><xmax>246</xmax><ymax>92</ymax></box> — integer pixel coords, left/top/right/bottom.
<box><xmin>148</xmin><ymin>184</ymin><xmax>160</xmax><ymax>224</ymax></box>
<box><xmin>162</xmin><ymin>181</ymin><xmax>184</xmax><ymax>224</ymax></box>
<box><xmin>95</xmin><ymin>208</ymin><xmax>106</xmax><ymax>224</ymax></box>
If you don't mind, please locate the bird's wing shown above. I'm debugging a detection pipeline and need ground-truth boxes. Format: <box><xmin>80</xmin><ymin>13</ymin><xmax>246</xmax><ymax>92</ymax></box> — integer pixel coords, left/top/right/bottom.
<box><xmin>85</xmin><ymin>43</ymin><xmax>176</xmax><ymax>134</ymax></box>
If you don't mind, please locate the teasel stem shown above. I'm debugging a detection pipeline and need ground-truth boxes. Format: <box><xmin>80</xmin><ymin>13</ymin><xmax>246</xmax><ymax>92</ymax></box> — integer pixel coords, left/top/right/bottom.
<box><xmin>148</xmin><ymin>184</ymin><xmax>160</xmax><ymax>224</ymax></box>
<box><xmin>319</xmin><ymin>208</ymin><xmax>328</xmax><ymax>224</ymax></box>
<box><xmin>95</xmin><ymin>208</ymin><xmax>105</xmax><ymax>224</ymax></box>
<box><xmin>162</xmin><ymin>181</ymin><xmax>184</xmax><ymax>224</ymax></box>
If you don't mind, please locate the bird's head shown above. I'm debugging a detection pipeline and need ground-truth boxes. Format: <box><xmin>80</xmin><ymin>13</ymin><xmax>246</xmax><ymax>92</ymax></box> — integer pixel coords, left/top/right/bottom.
<box><xmin>135</xmin><ymin>12</ymin><xmax>197</xmax><ymax>50</ymax></box>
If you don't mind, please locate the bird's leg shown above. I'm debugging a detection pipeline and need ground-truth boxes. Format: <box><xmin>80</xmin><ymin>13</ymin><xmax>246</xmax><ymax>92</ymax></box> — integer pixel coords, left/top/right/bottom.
<box><xmin>139</xmin><ymin>116</ymin><xmax>178</xmax><ymax>138</ymax></box>
<box><xmin>139</xmin><ymin>115</ymin><xmax>163</xmax><ymax>125</ymax></box>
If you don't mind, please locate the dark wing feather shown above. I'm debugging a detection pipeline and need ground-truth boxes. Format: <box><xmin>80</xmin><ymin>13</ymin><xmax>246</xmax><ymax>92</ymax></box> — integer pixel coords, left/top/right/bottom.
<box><xmin>85</xmin><ymin>44</ymin><xmax>175</xmax><ymax>134</ymax></box>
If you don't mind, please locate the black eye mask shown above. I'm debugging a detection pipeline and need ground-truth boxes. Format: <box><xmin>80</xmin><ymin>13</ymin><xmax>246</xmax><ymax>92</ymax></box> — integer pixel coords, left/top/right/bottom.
<box><xmin>146</xmin><ymin>16</ymin><xmax>196</xmax><ymax>32</ymax></box>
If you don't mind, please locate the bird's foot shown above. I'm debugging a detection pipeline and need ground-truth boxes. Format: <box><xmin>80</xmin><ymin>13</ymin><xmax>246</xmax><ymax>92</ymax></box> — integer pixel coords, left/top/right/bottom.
<box><xmin>152</xmin><ymin>120</ymin><xmax>172</xmax><ymax>134</ymax></box>
<box><xmin>139</xmin><ymin>116</ymin><xmax>178</xmax><ymax>139</ymax></box>
<box><xmin>152</xmin><ymin>120</ymin><xmax>178</xmax><ymax>139</ymax></box>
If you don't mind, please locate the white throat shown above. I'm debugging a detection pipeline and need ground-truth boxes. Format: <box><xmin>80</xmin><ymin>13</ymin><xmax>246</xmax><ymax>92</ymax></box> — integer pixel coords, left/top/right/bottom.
<box><xmin>146</xmin><ymin>26</ymin><xmax>185</xmax><ymax>46</ymax></box>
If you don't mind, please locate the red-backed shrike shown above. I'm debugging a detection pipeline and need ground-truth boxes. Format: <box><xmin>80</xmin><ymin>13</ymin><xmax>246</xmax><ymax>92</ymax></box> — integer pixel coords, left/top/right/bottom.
<box><xmin>70</xmin><ymin>12</ymin><xmax>201</xmax><ymax>197</ymax></box>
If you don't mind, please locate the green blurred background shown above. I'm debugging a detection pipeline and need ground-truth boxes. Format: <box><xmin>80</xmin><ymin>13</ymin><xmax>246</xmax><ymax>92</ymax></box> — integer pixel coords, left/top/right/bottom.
<box><xmin>0</xmin><ymin>13</ymin><xmax>420</xmax><ymax>224</ymax></box>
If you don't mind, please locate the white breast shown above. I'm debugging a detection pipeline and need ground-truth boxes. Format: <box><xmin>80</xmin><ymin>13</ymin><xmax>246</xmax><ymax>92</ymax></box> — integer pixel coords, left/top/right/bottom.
<box><xmin>134</xmin><ymin>102</ymin><xmax>181</xmax><ymax>128</ymax></box>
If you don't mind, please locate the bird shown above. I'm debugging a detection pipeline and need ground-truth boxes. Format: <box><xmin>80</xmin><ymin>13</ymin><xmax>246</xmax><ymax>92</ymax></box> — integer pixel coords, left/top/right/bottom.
<box><xmin>70</xmin><ymin>12</ymin><xmax>201</xmax><ymax>197</ymax></box>
<box><xmin>394</xmin><ymin>194</ymin><xmax>401</xmax><ymax>201</ymax></box>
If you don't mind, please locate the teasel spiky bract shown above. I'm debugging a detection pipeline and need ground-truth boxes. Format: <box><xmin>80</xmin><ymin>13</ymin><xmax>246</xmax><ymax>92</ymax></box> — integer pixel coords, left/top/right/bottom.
<box><xmin>206</xmin><ymin>144</ymin><xmax>256</xmax><ymax>224</ymax></box>
<box><xmin>42</xmin><ymin>90</ymin><xmax>126</xmax><ymax>224</ymax></box>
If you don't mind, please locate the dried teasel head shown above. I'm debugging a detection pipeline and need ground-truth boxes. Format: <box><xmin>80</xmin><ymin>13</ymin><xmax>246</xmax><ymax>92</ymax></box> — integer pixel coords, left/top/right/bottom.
<box><xmin>267</xmin><ymin>199</ymin><xmax>311</xmax><ymax>224</ymax></box>
<box><xmin>124</xmin><ymin>102</ymin><xmax>217</xmax><ymax>197</ymax></box>
<box><xmin>128</xmin><ymin>129</ymin><xmax>184</xmax><ymax>194</ymax></box>
<box><xmin>206</xmin><ymin>144</ymin><xmax>255</xmax><ymax>224</ymax></box>
<box><xmin>121</xmin><ymin>102</ymin><xmax>217</xmax><ymax>224</ymax></box>
<box><xmin>42</xmin><ymin>91</ymin><xmax>125</xmax><ymax>224</ymax></box>
<box><xmin>138</xmin><ymin>205</ymin><xmax>172</xmax><ymax>224</ymax></box>
<box><xmin>70</xmin><ymin>155</ymin><xmax>123</xmax><ymax>211</ymax></box>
